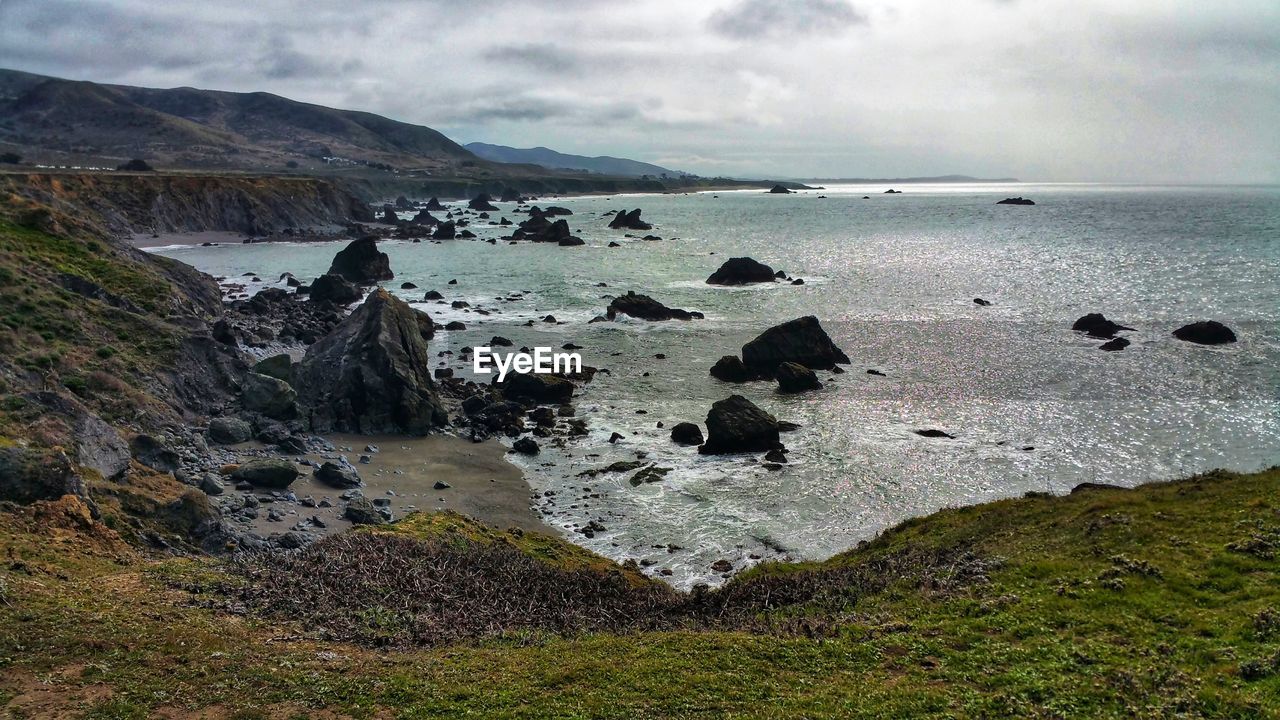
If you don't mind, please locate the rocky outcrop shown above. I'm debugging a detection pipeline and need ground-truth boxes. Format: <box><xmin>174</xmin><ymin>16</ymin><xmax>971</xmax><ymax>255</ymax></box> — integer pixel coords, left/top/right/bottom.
<box><xmin>468</xmin><ymin>193</ymin><xmax>499</xmax><ymax>211</ymax></box>
<box><xmin>607</xmin><ymin>292</ymin><xmax>702</xmax><ymax>321</ymax></box>
<box><xmin>741</xmin><ymin>316</ymin><xmax>850</xmax><ymax>374</ymax></box>
<box><xmin>411</xmin><ymin>210</ymin><xmax>440</xmax><ymax>225</ymax></box>
<box><xmin>0</xmin><ymin>447</ymin><xmax>93</xmax><ymax>506</ymax></box>
<box><xmin>699</xmin><ymin>395</ymin><xmax>782</xmax><ymax>455</ymax></box>
<box><xmin>327</xmin><ymin>237</ymin><xmax>392</xmax><ymax>284</ymax></box>
<box><xmin>502</xmin><ymin>373</ymin><xmax>575</xmax><ymax>404</ymax></box>
<box><xmin>1173</xmin><ymin>321</ymin><xmax>1236</xmax><ymax>345</ymax></box>
<box><xmin>710</xmin><ymin>355</ymin><xmax>756</xmax><ymax>383</ymax></box>
<box><xmin>775</xmin><ymin>362</ymin><xmax>821</xmax><ymax>393</ymax></box>
<box><xmin>768</xmin><ymin>185</ymin><xmax>793</xmax><ymax>194</ymax></box>
<box><xmin>1099</xmin><ymin>337</ymin><xmax>1130</xmax><ymax>352</ymax></box>
<box><xmin>1072</xmin><ymin>313</ymin><xmax>1134</xmax><ymax>339</ymax></box>
<box><xmin>424</xmin><ymin>197</ymin><xmax>445</xmax><ymax>211</ymax></box>
<box><xmin>433</xmin><ymin>221</ymin><xmax>456</xmax><ymax>240</ymax></box>
<box><xmin>670</xmin><ymin>422</ymin><xmax>704</xmax><ymax>446</ymax></box>
<box><xmin>307</xmin><ymin>274</ymin><xmax>362</xmax><ymax>305</ymax></box>
<box><xmin>295</xmin><ymin>289</ymin><xmax>447</xmax><ymax>435</ymax></box>
<box><xmin>997</xmin><ymin>197</ymin><xmax>1035</xmax><ymax>205</ymax></box>
<box><xmin>608</xmin><ymin>209</ymin><xmax>652</xmax><ymax>230</ymax></box>
<box><xmin>512</xmin><ymin>208</ymin><xmax>581</xmax><ymax>245</ymax></box>
<box><xmin>706</xmin><ymin>257</ymin><xmax>776</xmax><ymax>285</ymax></box>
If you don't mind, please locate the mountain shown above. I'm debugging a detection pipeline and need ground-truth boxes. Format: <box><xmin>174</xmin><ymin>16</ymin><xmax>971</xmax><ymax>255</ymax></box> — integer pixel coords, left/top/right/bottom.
<box><xmin>465</xmin><ymin>142</ymin><xmax>685</xmax><ymax>178</ymax></box>
<box><xmin>0</xmin><ymin>68</ymin><xmax>481</xmax><ymax>173</ymax></box>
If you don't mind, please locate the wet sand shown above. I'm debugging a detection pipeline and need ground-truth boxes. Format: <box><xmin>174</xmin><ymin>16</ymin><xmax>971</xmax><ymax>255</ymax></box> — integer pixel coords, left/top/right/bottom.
<box><xmin>131</xmin><ymin>230</ymin><xmax>249</xmax><ymax>248</ymax></box>
<box><xmin>237</xmin><ymin>433</ymin><xmax>550</xmax><ymax>538</ymax></box>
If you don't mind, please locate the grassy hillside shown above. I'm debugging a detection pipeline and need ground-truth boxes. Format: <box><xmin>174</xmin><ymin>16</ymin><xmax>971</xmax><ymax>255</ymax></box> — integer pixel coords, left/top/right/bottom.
<box><xmin>2</xmin><ymin>467</ymin><xmax>1277</xmax><ymax>718</ymax></box>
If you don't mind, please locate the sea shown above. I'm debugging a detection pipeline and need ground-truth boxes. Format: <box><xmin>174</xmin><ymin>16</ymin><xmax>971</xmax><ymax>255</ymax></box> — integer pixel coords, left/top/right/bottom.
<box><xmin>151</xmin><ymin>182</ymin><xmax>1280</xmax><ymax>588</ymax></box>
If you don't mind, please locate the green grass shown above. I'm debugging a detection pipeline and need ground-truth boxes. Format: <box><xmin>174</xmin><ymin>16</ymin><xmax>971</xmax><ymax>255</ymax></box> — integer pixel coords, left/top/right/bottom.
<box><xmin>1</xmin><ymin>470</ymin><xmax>1279</xmax><ymax>718</ymax></box>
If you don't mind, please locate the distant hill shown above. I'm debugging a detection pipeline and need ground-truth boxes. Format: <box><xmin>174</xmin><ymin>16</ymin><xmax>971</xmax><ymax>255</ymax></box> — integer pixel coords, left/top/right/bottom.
<box><xmin>465</xmin><ymin>142</ymin><xmax>685</xmax><ymax>178</ymax></box>
<box><xmin>806</xmin><ymin>174</ymin><xmax>1019</xmax><ymax>183</ymax></box>
<box><xmin>0</xmin><ymin>68</ymin><xmax>484</xmax><ymax>173</ymax></box>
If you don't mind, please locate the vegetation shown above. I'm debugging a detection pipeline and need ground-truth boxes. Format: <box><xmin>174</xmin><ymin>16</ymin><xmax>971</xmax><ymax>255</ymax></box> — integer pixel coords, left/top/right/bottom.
<box><xmin>1</xmin><ymin>467</ymin><xmax>1278</xmax><ymax>717</ymax></box>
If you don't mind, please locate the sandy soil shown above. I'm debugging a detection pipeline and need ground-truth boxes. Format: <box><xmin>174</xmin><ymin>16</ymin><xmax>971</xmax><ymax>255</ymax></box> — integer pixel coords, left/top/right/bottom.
<box><xmin>235</xmin><ymin>433</ymin><xmax>549</xmax><ymax>538</ymax></box>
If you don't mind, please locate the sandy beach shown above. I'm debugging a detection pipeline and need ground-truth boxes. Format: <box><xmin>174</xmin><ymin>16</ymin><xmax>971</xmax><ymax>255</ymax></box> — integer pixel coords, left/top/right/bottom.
<box><xmin>235</xmin><ymin>433</ymin><xmax>549</xmax><ymax>538</ymax></box>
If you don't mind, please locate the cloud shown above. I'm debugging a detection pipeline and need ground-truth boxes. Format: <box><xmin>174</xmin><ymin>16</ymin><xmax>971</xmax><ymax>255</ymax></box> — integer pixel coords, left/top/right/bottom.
<box><xmin>482</xmin><ymin>44</ymin><xmax>582</xmax><ymax>74</ymax></box>
<box><xmin>708</xmin><ymin>0</ymin><xmax>868</xmax><ymax>40</ymax></box>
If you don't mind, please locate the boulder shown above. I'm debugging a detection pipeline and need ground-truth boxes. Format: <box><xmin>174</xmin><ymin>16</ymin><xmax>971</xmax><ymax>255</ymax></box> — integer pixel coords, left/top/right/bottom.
<box><xmin>710</xmin><ymin>355</ymin><xmax>756</xmax><ymax>383</ymax></box>
<box><xmin>423</xmin><ymin>290</ymin><xmax>444</xmax><ymax>301</ymax></box>
<box><xmin>699</xmin><ymin>395</ymin><xmax>782</xmax><ymax>455</ymax></box>
<box><xmin>411</xmin><ymin>210</ymin><xmax>440</xmax><ymax>225</ymax></box>
<box><xmin>344</xmin><ymin>497</ymin><xmax>387</xmax><ymax>525</ymax></box>
<box><xmin>1099</xmin><ymin>337</ymin><xmax>1130</xmax><ymax>352</ymax></box>
<box><xmin>241</xmin><ymin>372</ymin><xmax>298</xmax><ymax>421</ymax></box>
<box><xmin>295</xmin><ymin>289</ymin><xmax>448</xmax><ymax>434</ymax></box>
<box><xmin>1173</xmin><ymin>321</ymin><xmax>1236</xmax><ymax>345</ymax></box>
<box><xmin>308</xmin><ymin>274</ymin><xmax>362</xmax><ymax>305</ymax></box>
<box><xmin>513</xmin><ymin>437</ymin><xmax>540</xmax><ymax>455</ymax></box>
<box><xmin>314</xmin><ymin>461</ymin><xmax>361</xmax><ymax>488</ymax></box>
<box><xmin>1072</xmin><ymin>313</ymin><xmax>1134</xmax><ymax>339</ymax></box>
<box><xmin>208</xmin><ymin>417</ymin><xmax>253</xmax><ymax>445</ymax></box>
<box><xmin>768</xmin><ymin>185</ymin><xmax>793</xmax><ymax>194</ymax></box>
<box><xmin>741</xmin><ymin>316</ymin><xmax>850</xmax><ymax>374</ymax></box>
<box><xmin>327</xmin><ymin>236</ymin><xmax>393</xmax><ymax>284</ymax></box>
<box><xmin>231</xmin><ymin>458</ymin><xmax>299</xmax><ymax>488</ymax></box>
<box><xmin>670</xmin><ymin>422</ymin><xmax>704</xmax><ymax>446</ymax></box>
<box><xmin>432</xmin><ymin>220</ymin><xmax>457</xmax><ymax>240</ymax></box>
<box><xmin>0</xmin><ymin>447</ymin><xmax>92</xmax><ymax>506</ymax></box>
<box><xmin>130</xmin><ymin>434</ymin><xmax>180</xmax><ymax>474</ymax></box>
<box><xmin>425</xmin><ymin>197</ymin><xmax>445</xmax><ymax>211</ymax></box>
<box><xmin>253</xmin><ymin>354</ymin><xmax>293</xmax><ymax>383</ymax></box>
<box><xmin>607</xmin><ymin>291</ymin><xmax>702</xmax><ymax>321</ymax></box>
<box><xmin>608</xmin><ymin>209</ymin><xmax>652</xmax><ymax>230</ymax></box>
<box><xmin>502</xmin><ymin>372</ymin><xmax>575</xmax><ymax>404</ymax></box>
<box><xmin>775</xmin><ymin>362</ymin><xmax>821</xmax><ymax>393</ymax></box>
<box><xmin>706</xmin><ymin>257</ymin><xmax>776</xmax><ymax>285</ymax></box>
<box><xmin>997</xmin><ymin>197</ymin><xmax>1035</xmax><ymax>205</ymax></box>
<box><xmin>65</xmin><ymin>406</ymin><xmax>129</xmax><ymax>480</ymax></box>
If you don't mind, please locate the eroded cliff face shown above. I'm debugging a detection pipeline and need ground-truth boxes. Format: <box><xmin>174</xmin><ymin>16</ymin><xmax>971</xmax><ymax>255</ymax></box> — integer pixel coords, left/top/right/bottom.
<box><xmin>0</xmin><ymin>172</ymin><xmax>374</xmax><ymax>236</ymax></box>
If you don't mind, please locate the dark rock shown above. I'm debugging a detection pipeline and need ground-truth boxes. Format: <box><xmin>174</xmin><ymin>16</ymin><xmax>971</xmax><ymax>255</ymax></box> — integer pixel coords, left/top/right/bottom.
<box><xmin>327</xmin><ymin>236</ymin><xmax>393</xmax><ymax>284</ymax></box>
<box><xmin>914</xmin><ymin>429</ymin><xmax>956</xmax><ymax>439</ymax></box>
<box><xmin>764</xmin><ymin>449</ymin><xmax>787</xmax><ymax>463</ymax></box>
<box><xmin>1072</xmin><ymin>313</ymin><xmax>1134</xmax><ymax>339</ymax></box>
<box><xmin>241</xmin><ymin>372</ymin><xmax>298</xmax><ymax>421</ymax></box>
<box><xmin>434</xmin><ymin>480</ymin><xmax>452</xmax><ymax>490</ymax></box>
<box><xmin>711</xmin><ymin>559</ymin><xmax>734</xmax><ymax>572</ymax></box>
<box><xmin>543</xmin><ymin>206</ymin><xmax>573</xmax><ymax>216</ymax></box>
<box><xmin>423</xmin><ymin>290</ymin><xmax>444</xmax><ymax>301</ymax></box>
<box><xmin>308</xmin><ymin>274</ymin><xmax>362</xmax><ymax>305</ymax></box>
<box><xmin>997</xmin><ymin>197</ymin><xmax>1035</xmax><ymax>205</ymax></box>
<box><xmin>741</xmin><ymin>316</ymin><xmax>850</xmax><ymax>374</ymax></box>
<box><xmin>212</xmin><ymin>319</ymin><xmax>237</xmax><ymax>346</ymax></box>
<box><xmin>513</xmin><ymin>437</ymin><xmax>540</xmax><ymax>455</ymax></box>
<box><xmin>768</xmin><ymin>185</ymin><xmax>793</xmax><ymax>194</ymax></box>
<box><xmin>1172</xmin><ymin>321</ymin><xmax>1237</xmax><ymax>345</ymax></box>
<box><xmin>706</xmin><ymin>257</ymin><xmax>776</xmax><ymax>285</ymax></box>
<box><xmin>629</xmin><ymin>464</ymin><xmax>672</xmax><ymax>486</ymax></box>
<box><xmin>445</xmin><ymin>321</ymin><xmax>466</xmax><ymax>331</ymax></box>
<box><xmin>775</xmin><ymin>362</ymin><xmax>821</xmax><ymax>393</ymax></box>
<box><xmin>1099</xmin><ymin>337</ymin><xmax>1130</xmax><ymax>352</ymax></box>
<box><xmin>710</xmin><ymin>355</ymin><xmax>756</xmax><ymax>383</ymax></box>
<box><xmin>670</xmin><ymin>422</ymin><xmax>704</xmax><ymax>446</ymax></box>
<box><xmin>129</xmin><ymin>434</ymin><xmax>180</xmax><ymax>474</ymax></box>
<box><xmin>608</xmin><ymin>209</ymin><xmax>652</xmax><ymax>230</ymax></box>
<box><xmin>0</xmin><ymin>447</ymin><xmax>93</xmax><ymax>507</ymax></box>
<box><xmin>295</xmin><ymin>289</ymin><xmax>448</xmax><ymax>434</ymax></box>
<box><xmin>344</xmin><ymin>497</ymin><xmax>387</xmax><ymax>525</ymax></box>
<box><xmin>314</xmin><ymin>461</ymin><xmax>361</xmax><ymax>488</ymax></box>
<box><xmin>411</xmin><ymin>210</ymin><xmax>440</xmax><ymax>225</ymax></box>
<box><xmin>433</xmin><ymin>221</ymin><xmax>457</xmax><ymax>240</ymax></box>
<box><xmin>503</xmin><ymin>373</ymin><xmax>575</xmax><ymax>404</ymax></box>
<box><xmin>401</xmin><ymin>282</ymin><xmax>418</xmax><ymax>290</ymax></box>
<box><xmin>199</xmin><ymin>473</ymin><xmax>224</xmax><ymax>495</ymax></box>
<box><xmin>490</xmin><ymin>336</ymin><xmax>513</xmax><ymax>347</ymax></box>
<box><xmin>232</xmin><ymin>459</ymin><xmax>299</xmax><ymax>488</ymax></box>
<box><xmin>699</xmin><ymin>395</ymin><xmax>782</xmax><ymax>455</ymax></box>
<box><xmin>253</xmin><ymin>354</ymin><xmax>293</xmax><ymax>383</ymax></box>
<box><xmin>973</xmin><ymin>298</ymin><xmax>992</xmax><ymax>306</ymax></box>
<box><xmin>468</xmin><ymin>193</ymin><xmax>499</xmax><ymax>211</ymax></box>
<box><xmin>884</xmin><ymin>189</ymin><xmax>901</xmax><ymax>194</ymax></box>
<box><xmin>425</xmin><ymin>197</ymin><xmax>445</xmax><ymax>211</ymax></box>
<box><xmin>607</xmin><ymin>291</ymin><xmax>701</xmax><ymax>321</ymax></box>
<box><xmin>208</xmin><ymin>417</ymin><xmax>252</xmax><ymax>445</ymax></box>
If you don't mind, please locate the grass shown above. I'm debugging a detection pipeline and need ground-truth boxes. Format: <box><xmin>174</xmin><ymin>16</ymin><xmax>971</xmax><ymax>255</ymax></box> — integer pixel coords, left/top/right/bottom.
<box><xmin>0</xmin><ymin>468</ymin><xmax>1277</xmax><ymax>717</ymax></box>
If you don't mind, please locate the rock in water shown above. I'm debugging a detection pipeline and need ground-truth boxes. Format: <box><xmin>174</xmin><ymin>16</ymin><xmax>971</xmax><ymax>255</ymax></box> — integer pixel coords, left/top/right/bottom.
<box><xmin>669</xmin><ymin>422</ymin><xmax>704</xmax><ymax>446</ymax></box>
<box><xmin>710</xmin><ymin>355</ymin><xmax>756</xmax><ymax>382</ymax></box>
<box><xmin>232</xmin><ymin>459</ymin><xmax>299</xmax><ymax>488</ymax></box>
<box><xmin>308</xmin><ymin>274</ymin><xmax>362</xmax><ymax>305</ymax></box>
<box><xmin>295</xmin><ymin>289</ymin><xmax>448</xmax><ymax>434</ymax></box>
<box><xmin>327</xmin><ymin>236</ymin><xmax>393</xmax><ymax>284</ymax></box>
<box><xmin>425</xmin><ymin>197</ymin><xmax>445</xmax><ymax>211</ymax></box>
<box><xmin>314</xmin><ymin>461</ymin><xmax>361</xmax><ymax>488</ymax></box>
<box><xmin>433</xmin><ymin>221</ymin><xmax>457</xmax><ymax>240</ymax></box>
<box><xmin>1099</xmin><ymin>337</ymin><xmax>1130</xmax><ymax>352</ymax></box>
<box><xmin>996</xmin><ymin>197</ymin><xmax>1036</xmax><ymax>205</ymax></box>
<box><xmin>1172</xmin><ymin>321</ymin><xmax>1237</xmax><ymax>345</ymax></box>
<box><xmin>468</xmin><ymin>193</ymin><xmax>499</xmax><ymax>211</ymax></box>
<box><xmin>768</xmin><ymin>185</ymin><xmax>793</xmax><ymax>194</ymax></box>
<box><xmin>706</xmin><ymin>257</ymin><xmax>777</xmax><ymax>285</ymax></box>
<box><xmin>775</xmin><ymin>362</ymin><xmax>822</xmax><ymax>393</ymax></box>
<box><xmin>741</xmin><ymin>316</ymin><xmax>850</xmax><ymax>374</ymax></box>
<box><xmin>608</xmin><ymin>209</ymin><xmax>652</xmax><ymax>230</ymax></box>
<box><xmin>607</xmin><ymin>291</ymin><xmax>702</xmax><ymax>321</ymax></box>
<box><xmin>502</xmin><ymin>372</ymin><xmax>575</xmax><ymax>404</ymax></box>
<box><xmin>699</xmin><ymin>395</ymin><xmax>782</xmax><ymax>455</ymax></box>
<box><xmin>1072</xmin><ymin>313</ymin><xmax>1134</xmax><ymax>339</ymax></box>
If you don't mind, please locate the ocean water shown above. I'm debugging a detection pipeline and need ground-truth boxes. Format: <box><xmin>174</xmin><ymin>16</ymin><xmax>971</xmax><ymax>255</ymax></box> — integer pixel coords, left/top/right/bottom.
<box><xmin>153</xmin><ymin>183</ymin><xmax>1280</xmax><ymax>588</ymax></box>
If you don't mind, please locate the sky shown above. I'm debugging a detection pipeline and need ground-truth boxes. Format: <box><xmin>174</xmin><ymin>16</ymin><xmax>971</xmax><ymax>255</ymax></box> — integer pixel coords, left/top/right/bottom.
<box><xmin>0</xmin><ymin>0</ymin><xmax>1276</xmax><ymax>183</ymax></box>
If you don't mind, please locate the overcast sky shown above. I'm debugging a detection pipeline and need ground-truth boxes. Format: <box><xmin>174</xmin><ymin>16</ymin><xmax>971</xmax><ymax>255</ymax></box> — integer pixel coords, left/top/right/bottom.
<box><xmin>1</xmin><ymin>0</ymin><xmax>1276</xmax><ymax>182</ymax></box>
